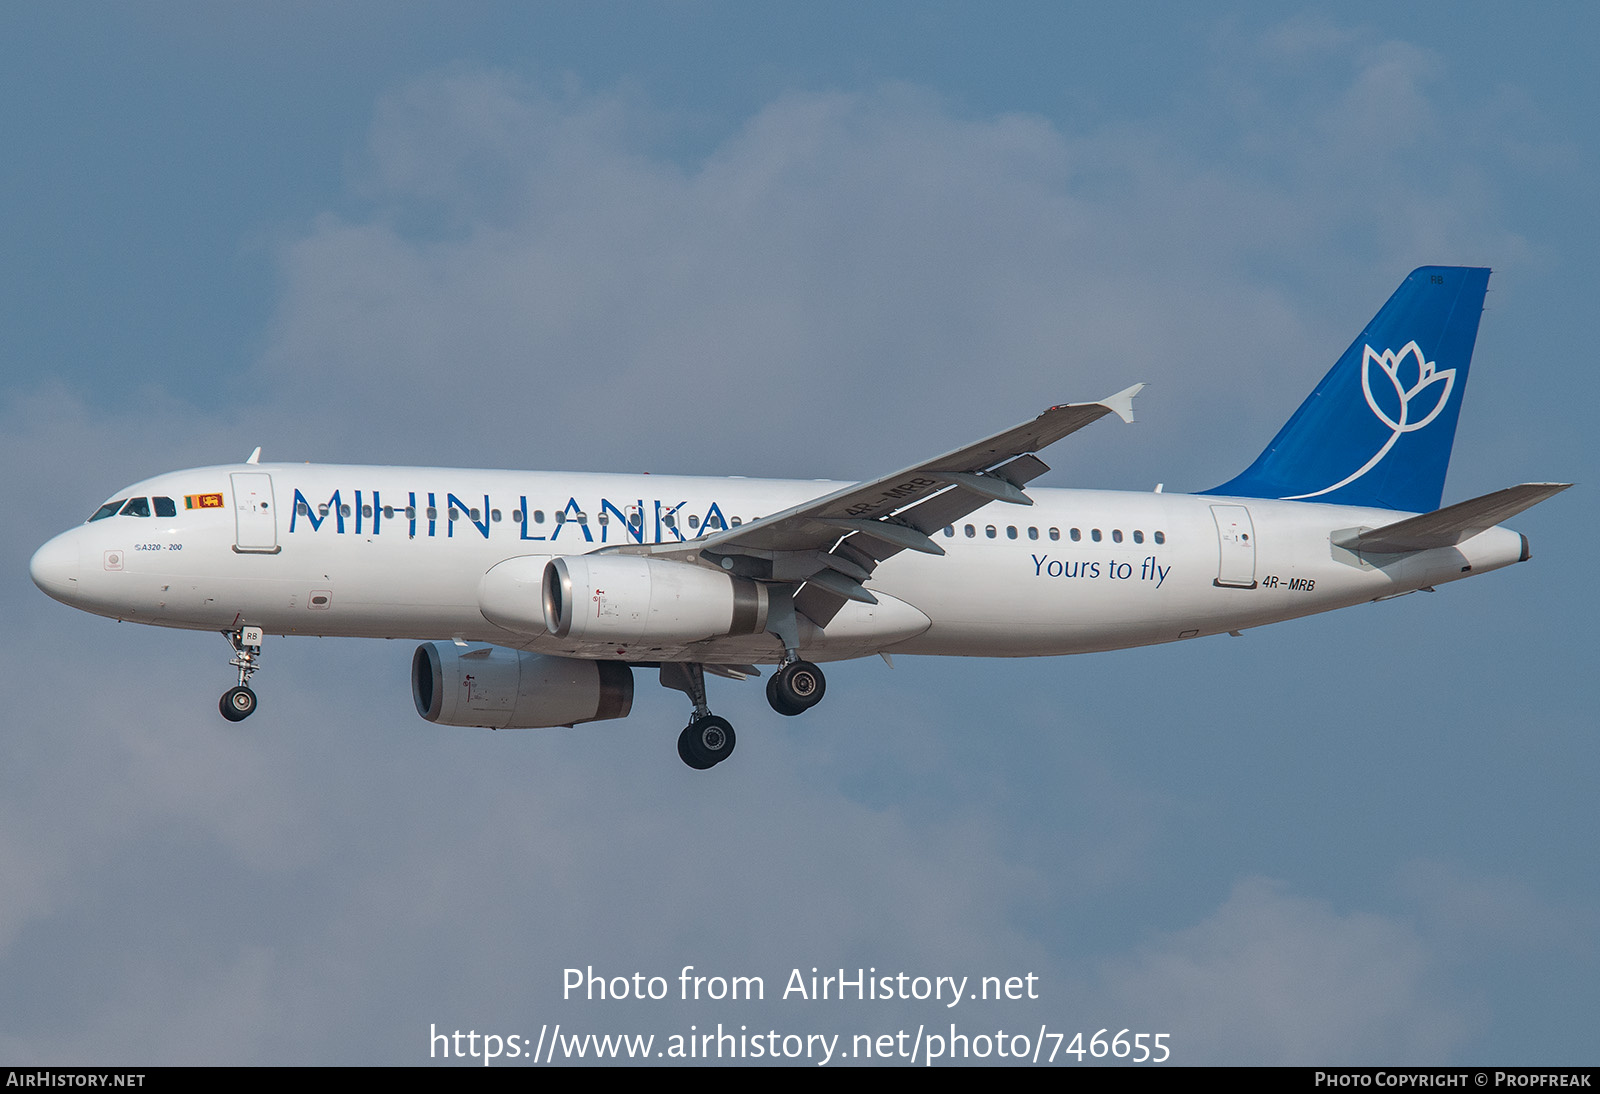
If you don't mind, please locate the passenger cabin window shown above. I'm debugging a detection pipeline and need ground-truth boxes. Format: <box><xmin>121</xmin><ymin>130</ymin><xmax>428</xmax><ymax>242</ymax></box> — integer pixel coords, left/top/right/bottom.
<box><xmin>1070</xmin><ymin>528</ymin><xmax>1081</xmax><ymax>542</ymax></box>
<box><xmin>120</xmin><ymin>497</ymin><xmax>151</xmax><ymax>517</ymax></box>
<box><xmin>1091</xmin><ymin>528</ymin><xmax>1102</xmax><ymax>542</ymax></box>
<box><xmin>154</xmin><ymin>497</ymin><xmax>177</xmax><ymax>517</ymax></box>
<box><xmin>1154</xmin><ymin>531</ymin><xmax>1166</xmax><ymax>545</ymax></box>
<box><xmin>1112</xmin><ymin>529</ymin><xmax>1123</xmax><ymax>543</ymax></box>
<box><xmin>1133</xmin><ymin>530</ymin><xmax>1143</xmax><ymax>544</ymax></box>
<box><xmin>1049</xmin><ymin>528</ymin><xmax>1060</xmax><ymax>541</ymax></box>
<box><xmin>89</xmin><ymin>499</ymin><xmax>126</xmax><ymax>522</ymax></box>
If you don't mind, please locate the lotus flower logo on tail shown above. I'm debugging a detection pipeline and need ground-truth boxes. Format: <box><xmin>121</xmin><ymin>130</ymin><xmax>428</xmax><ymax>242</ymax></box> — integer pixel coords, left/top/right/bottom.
<box><xmin>1284</xmin><ymin>341</ymin><xmax>1456</xmax><ymax>501</ymax></box>
<box><xmin>1362</xmin><ymin>341</ymin><xmax>1456</xmax><ymax>434</ymax></box>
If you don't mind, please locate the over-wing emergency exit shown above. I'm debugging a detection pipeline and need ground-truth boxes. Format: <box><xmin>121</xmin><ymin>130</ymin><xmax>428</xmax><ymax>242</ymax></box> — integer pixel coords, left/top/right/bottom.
<box><xmin>30</xmin><ymin>267</ymin><xmax>1568</xmax><ymax>769</ymax></box>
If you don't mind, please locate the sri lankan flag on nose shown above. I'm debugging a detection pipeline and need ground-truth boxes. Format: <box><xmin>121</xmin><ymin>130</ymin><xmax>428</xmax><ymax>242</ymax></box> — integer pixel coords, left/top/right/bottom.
<box><xmin>185</xmin><ymin>493</ymin><xmax>225</xmax><ymax>510</ymax></box>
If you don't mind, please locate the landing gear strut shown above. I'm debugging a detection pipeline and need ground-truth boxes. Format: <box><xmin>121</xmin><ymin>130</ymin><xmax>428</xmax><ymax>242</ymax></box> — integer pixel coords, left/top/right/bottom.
<box><xmin>762</xmin><ymin>593</ymin><xmax>826</xmax><ymax>717</ymax></box>
<box><xmin>767</xmin><ymin>659</ymin><xmax>826</xmax><ymax>716</ymax></box>
<box><xmin>219</xmin><ymin>625</ymin><xmax>264</xmax><ymax>722</ymax></box>
<box><xmin>660</xmin><ymin>662</ymin><xmax>737</xmax><ymax>770</ymax></box>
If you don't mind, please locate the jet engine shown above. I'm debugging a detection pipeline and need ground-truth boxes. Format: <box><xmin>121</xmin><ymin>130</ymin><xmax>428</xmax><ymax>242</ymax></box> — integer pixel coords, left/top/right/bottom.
<box><xmin>542</xmin><ymin>555</ymin><xmax>768</xmax><ymax>645</ymax></box>
<box><xmin>411</xmin><ymin>643</ymin><xmax>633</xmax><ymax>729</ymax></box>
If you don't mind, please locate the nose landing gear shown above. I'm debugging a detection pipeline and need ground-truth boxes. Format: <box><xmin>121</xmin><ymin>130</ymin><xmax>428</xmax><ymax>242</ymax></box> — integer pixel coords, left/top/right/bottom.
<box><xmin>219</xmin><ymin>625</ymin><xmax>263</xmax><ymax>722</ymax></box>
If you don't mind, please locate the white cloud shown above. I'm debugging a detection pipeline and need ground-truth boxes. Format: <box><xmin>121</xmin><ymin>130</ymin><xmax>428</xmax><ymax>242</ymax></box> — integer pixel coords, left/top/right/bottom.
<box><xmin>252</xmin><ymin>43</ymin><xmax>1527</xmax><ymax>488</ymax></box>
<box><xmin>1097</xmin><ymin>878</ymin><xmax>1473</xmax><ymax>1064</ymax></box>
<box><xmin>1398</xmin><ymin>859</ymin><xmax>1592</xmax><ymax>959</ymax></box>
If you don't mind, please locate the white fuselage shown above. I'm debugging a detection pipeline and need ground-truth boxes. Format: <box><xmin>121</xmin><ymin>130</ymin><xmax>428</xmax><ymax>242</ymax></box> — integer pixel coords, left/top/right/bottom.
<box><xmin>30</xmin><ymin>462</ymin><xmax>1529</xmax><ymax>666</ymax></box>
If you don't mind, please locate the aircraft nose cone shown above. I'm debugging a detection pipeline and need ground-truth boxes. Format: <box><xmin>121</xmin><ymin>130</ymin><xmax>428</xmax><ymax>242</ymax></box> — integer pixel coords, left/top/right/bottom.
<box><xmin>29</xmin><ymin>532</ymin><xmax>81</xmax><ymax>603</ymax></box>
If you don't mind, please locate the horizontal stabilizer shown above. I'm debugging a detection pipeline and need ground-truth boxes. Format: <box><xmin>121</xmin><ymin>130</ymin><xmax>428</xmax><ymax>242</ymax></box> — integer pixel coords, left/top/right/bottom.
<box><xmin>1334</xmin><ymin>482</ymin><xmax>1571</xmax><ymax>554</ymax></box>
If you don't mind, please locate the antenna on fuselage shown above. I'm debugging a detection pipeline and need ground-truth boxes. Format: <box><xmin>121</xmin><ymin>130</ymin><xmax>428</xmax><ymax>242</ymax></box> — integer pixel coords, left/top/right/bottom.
<box><xmin>246</xmin><ymin>447</ymin><xmax>261</xmax><ymax>464</ymax></box>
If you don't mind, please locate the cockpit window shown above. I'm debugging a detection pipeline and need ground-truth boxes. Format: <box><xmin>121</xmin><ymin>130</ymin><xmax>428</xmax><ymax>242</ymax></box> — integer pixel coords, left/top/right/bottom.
<box><xmin>153</xmin><ymin>496</ymin><xmax>177</xmax><ymax>518</ymax></box>
<box><xmin>119</xmin><ymin>497</ymin><xmax>151</xmax><ymax>517</ymax></box>
<box><xmin>88</xmin><ymin>499</ymin><xmax>127</xmax><ymax>522</ymax></box>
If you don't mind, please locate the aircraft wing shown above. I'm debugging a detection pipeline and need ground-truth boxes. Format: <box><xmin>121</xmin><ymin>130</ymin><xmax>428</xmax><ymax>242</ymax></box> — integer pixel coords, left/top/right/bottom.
<box><xmin>608</xmin><ymin>384</ymin><xmax>1143</xmax><ymax>625</ymax></box>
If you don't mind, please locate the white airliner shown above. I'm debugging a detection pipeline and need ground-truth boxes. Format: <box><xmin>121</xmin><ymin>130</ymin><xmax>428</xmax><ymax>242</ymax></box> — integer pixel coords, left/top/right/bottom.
<box><xmin>30</xmin><ymin>267</ymin><xmax>1567</xmax><ymax>768</ymax></box>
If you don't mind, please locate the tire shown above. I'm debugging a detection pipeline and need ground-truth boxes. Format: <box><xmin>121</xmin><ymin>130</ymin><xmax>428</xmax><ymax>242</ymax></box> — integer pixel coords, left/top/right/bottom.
<box><xmin>677</xmin><ymin>726</ymin><xmax>709</xmax><ymax>769</ymax></box>
<box><xmin>767</xmin><ymin>672</ymin><xmax>803</xmax><ymax>716</ymax></box>
<box><xmin>770</xmin><ymin>660</ymin><xmax>825</xmax><ymax>715</ymax></box>
<box><xmin>679</xmin><ymin>715</ymin><xmax>736</xmax><ymax>768</ymax></box>
<box><xmin>220</xmin><ymin>686</ymin><xmax>257</xmax><ymax>722</ymax></box>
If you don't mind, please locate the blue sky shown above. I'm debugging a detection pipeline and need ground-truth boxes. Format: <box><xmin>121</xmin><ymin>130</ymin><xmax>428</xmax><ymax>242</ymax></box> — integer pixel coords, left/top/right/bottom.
<box><xmin>3</xmin><ymin>2</ymin><xmax>1595</xmax><ymax>1065</ymax></box>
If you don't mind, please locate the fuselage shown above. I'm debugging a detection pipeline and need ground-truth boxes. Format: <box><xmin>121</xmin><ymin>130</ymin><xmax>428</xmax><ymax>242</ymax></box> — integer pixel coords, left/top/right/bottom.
<box><xmin>28</xmin><ymin>461</ymin><xmax>1530</xmax><ymax>666</ymax></box>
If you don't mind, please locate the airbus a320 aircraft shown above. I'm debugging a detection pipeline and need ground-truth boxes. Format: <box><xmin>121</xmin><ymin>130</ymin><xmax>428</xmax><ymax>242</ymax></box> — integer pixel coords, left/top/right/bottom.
<box><xmin>31</xmin><ymin>267</ymin><xmax>1567</xmax><ymax>769</ymax></box>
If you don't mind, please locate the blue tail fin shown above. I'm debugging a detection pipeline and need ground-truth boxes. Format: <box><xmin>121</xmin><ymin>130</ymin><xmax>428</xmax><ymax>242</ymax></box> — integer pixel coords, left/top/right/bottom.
<box><xmin>1206</xmin><ymin>266</ymin><xmax>1490</xmax><ymax>512</ymax></box>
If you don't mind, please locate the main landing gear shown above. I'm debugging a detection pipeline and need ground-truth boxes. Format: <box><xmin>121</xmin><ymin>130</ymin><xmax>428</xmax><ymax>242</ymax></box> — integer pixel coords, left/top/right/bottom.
<box><xmin>678</xmin><ymin>715</ymin><xmax>736</xmax><ymax>770</ymax></box>
<box><xmin>767</xmin><ymin>659</ymin><xmax>826</xmax><ymax>717</ymax></box>
<box><xmin>661</xmin><ymin>663</ymin><xmax>736</xmax><ymax>769</ymax></box>
<box><xmin>219</xmin><ymin>625</ymin><xmax>264</xmax><ymax>722</ymax></box>
<box><xmin>660</xmin><ymin>655</ymin><xmax>828</xmax><ymax>770</ymax></box>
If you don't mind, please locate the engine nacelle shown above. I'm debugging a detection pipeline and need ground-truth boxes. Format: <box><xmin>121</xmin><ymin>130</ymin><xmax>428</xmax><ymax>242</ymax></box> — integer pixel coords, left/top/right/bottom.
<box><xmin>542</xmin><ymin>555</ymin><xmax>768</xmax><ymax>646</ymax></box>
<box><xmin>411</xmin><ymin>643</ymin><xmax>633</xmax><ymax>729</ymax></box>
